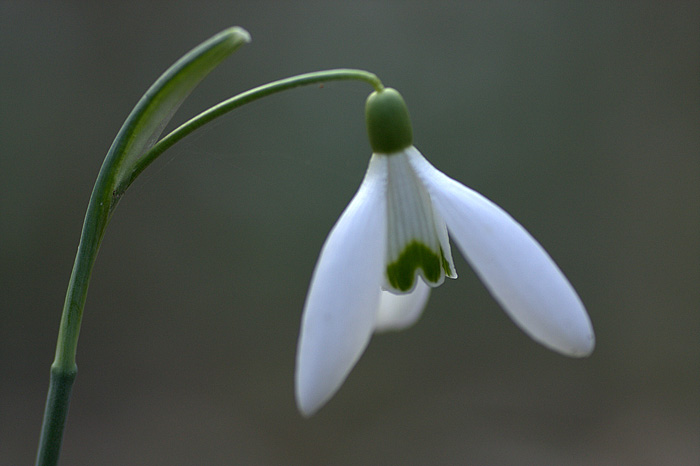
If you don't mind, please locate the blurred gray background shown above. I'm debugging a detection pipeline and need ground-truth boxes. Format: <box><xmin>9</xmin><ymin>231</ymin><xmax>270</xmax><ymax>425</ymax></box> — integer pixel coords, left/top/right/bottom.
<box><xmin>2</xmin><ymin>1</ymin><xmax>698</xmax><ymax>465</ymax></box>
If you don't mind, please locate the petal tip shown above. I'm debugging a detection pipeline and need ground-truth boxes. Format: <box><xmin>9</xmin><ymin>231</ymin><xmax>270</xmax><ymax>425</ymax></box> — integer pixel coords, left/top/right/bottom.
<box><xmin>295</xmin><ymin>392</ymin><xmax>322</xmax><ymax>418</ymax></box>
<box><xmin>295</xmin><ymin>369</ymin><xmax>335</xmax><ymax>417</ymax></box>
<box><xmin>554</xmin><ymin>328</ymin><xmax>596</xmax><ymax>358</ymax></box>
<box><xmin>573</xmin><ymin>331</ymin><xmax>596</xmax><ymax>358</ymax></box>
<box><xmin>294</xmin><ymin>354</ymin><xmax>337</xmax><ymax>417</ymax></box>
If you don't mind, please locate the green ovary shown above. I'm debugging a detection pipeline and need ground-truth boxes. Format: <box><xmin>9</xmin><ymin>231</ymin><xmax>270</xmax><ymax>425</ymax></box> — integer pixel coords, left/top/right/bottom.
<box><xmin>386</xmin><ymin>241</ymin><xmax>449</xmax><ymax>292</ymax></box>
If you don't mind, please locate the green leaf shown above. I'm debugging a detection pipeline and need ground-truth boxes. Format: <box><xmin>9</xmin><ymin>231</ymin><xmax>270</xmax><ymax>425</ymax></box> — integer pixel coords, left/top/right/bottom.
<box><xmin>105</xmin><ymin>26</ymin><xmax>250</xmax><ymax>193</ymax></box>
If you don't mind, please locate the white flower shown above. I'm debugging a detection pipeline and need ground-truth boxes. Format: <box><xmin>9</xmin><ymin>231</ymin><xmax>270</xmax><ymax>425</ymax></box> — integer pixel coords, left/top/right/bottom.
<box><xmin>295</xmin><ymin>88</ymin><xmax>594</xmax><ymax>416</ymax></box>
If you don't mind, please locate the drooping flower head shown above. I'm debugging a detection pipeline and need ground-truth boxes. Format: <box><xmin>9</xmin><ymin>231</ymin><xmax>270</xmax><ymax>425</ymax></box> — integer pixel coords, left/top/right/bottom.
<box><xmin>295</xmin><ymin>88</ymin><xmax>594</xmax><ymax>416</ymax></box>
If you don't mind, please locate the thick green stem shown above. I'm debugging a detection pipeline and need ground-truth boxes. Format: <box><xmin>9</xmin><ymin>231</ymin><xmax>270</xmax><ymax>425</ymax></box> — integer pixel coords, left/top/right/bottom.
<box><xmin>36</xmin><ymin>67</ymin><xmax>382</xmax><ymax>466</ymax></box>
<box><xmin>35</xmin><ymin>151</ymin><xmax>116</xmax><ymax>466</ymax></box>
<box><xmin>35</xmin><ymin>367</ymin><xmax>78</xmax><ymax>466</ymax></box>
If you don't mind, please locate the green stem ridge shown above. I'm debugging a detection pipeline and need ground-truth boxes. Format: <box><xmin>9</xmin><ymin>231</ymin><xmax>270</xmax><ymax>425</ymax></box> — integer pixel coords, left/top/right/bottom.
<box><xmin>36</xmin><ymin>26</ymin><xmax>383</xmax><ymax>466</ymax></box>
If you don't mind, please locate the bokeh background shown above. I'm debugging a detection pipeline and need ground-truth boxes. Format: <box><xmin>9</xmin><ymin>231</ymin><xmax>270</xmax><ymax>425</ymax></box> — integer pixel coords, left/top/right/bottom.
<box><xmin>2</xmin><ymin>2</ymin><xmax>698</xmax><ymax>465</ymax></box>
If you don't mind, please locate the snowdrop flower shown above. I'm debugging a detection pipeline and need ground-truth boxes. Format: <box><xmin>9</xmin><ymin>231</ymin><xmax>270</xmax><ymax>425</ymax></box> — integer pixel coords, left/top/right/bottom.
<box><xmin>295</xmin><ymin>88</ymin><xmax>594</xmax><ymax>416</ymax></box>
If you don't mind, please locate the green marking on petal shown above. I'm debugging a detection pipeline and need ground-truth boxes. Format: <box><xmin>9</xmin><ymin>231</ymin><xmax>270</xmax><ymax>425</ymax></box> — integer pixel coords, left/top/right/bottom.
<box><xmin>386</xmin><ymin>241</ymin><xmax>450</xmax><ymax>292</ymax></box>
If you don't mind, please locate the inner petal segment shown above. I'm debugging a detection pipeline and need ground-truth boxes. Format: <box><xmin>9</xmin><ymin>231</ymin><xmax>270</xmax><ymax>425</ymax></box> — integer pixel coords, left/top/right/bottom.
<box><xmin>383</xmin><ymin>151</ymin><xmax>455</xmax><ymax>293</ymax></box>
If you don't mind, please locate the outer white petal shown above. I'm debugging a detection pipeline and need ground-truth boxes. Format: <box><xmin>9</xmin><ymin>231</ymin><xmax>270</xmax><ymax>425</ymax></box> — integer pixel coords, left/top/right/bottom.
<box><xmin>295</xmin><ymin>155</ymin><xmax>388</xmax><ymax>416</ymax></box>
<box><xmin>374</xmin><ymin>279</ymin><xmax>431</xmax><ymax>332</ymax></box>
<box><xmin>407</xmin><ymin>148</ymin><xmax>595</xmax><ymax>357</ymax></box>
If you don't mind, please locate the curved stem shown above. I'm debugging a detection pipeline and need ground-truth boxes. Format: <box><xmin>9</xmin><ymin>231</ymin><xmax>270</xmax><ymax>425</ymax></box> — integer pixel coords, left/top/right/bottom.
<box><xmin>125</xmin><ymin>69</ymin><xmax>383</xmax><ymax>187</ymax></box>
<box><xmin>36</xmin><ymin>66</ymin><xmax>382</xmax><ymax>466</ymax></box>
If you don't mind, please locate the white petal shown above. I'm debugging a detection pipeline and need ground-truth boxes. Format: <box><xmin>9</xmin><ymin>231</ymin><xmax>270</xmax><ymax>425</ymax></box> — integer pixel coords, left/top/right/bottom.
<box><xmin>295</xmin><ymin>154</ymin><xmax>388</xmax><ymax>416</ymax></box>
<box><xmin>374</xmin><ymin>279</ymin><xmax>431</xmax><ymax>332</ymax></box>
<box><xmin>407</xmin><ymin>148</ymin><xmax>595</xmax><ymax>357</ymax></box>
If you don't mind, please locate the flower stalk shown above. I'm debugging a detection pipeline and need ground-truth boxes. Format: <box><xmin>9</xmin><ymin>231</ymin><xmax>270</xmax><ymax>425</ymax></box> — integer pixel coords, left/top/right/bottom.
<box><xmin>35</xmin><ymin>26</ymin><xmax>383</xmax><ymax>466</ymax></box>
<box><xmin>128</xmin><ymin>69</ymin><xmax>383</xmax><ymax>185</ymax></box>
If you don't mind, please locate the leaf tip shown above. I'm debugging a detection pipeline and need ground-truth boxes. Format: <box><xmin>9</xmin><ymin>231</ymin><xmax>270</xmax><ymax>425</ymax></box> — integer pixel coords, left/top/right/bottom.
<box><xmin>224</xmin><ymin>26</ymin><xmax>252</xmax><ymax>46</ymax></box>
